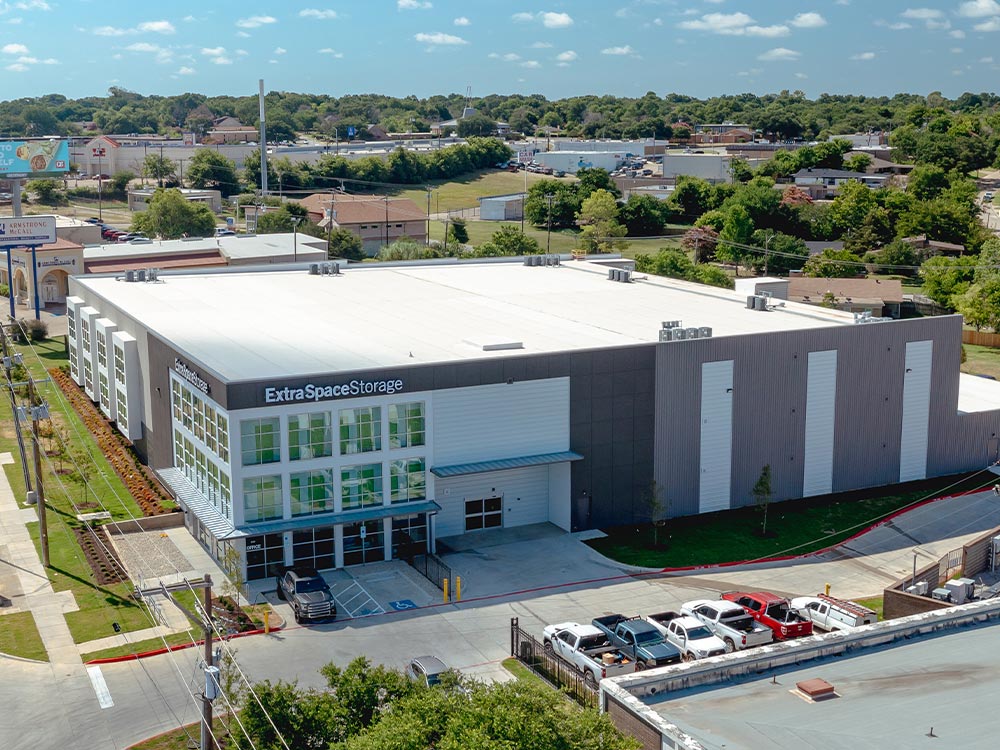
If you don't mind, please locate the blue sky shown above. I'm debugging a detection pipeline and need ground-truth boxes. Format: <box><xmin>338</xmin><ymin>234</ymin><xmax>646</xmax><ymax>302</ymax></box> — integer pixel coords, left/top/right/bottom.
<box><xmin>3</xmin><ymin>1</ymin><xmax>1000</xmax><ymax>100</ymax></box>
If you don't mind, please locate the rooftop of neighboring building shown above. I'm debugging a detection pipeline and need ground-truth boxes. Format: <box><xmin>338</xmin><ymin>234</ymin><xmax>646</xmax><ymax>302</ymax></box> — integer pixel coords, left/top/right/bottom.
<box><xmin>788</xmin><ymin>277</ymin><xmax>905</xmax><ymax>304</ymax></box>
<box><xmin>71</xmin><ymin>257</ymin><xmax>869</xmax><ymax>382</ymax></box>
<box><xmin>298</xmin><ymin>193</ymin><xmax>426</xmax><ymax>226</ymax></box>
<box><xmin>81</xmin><ymin>233</ymin><xmax>325</xmax><ymax>263</ymax></box>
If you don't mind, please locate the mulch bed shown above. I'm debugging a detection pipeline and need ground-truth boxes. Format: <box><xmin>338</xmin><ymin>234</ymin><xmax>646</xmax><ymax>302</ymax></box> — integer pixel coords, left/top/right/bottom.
<box><xmin>73</xmin><ymin>523</ymin><xmax>129</xmax><ymax>585</ymax></box>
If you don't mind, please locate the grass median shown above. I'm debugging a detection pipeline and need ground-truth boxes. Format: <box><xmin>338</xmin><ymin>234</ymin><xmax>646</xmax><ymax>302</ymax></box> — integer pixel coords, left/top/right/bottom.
<box><xmin>0</xmin><ymin>610</ymin><xmax>48</xmax><ymax>661</ymax></box>
<box><xmin>586</xmin><ymin>472</ymin><xmax>992</xmax><ymax>569</ymax></box>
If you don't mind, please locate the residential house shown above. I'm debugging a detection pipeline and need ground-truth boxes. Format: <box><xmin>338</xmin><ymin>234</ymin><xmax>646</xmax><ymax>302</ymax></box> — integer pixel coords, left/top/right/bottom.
<box><xmin>300</xmin><ymin>193</ymin><xmax>427</xmax><ymax>255</ymax></box>
<box><xmin>207</xmin><ymin>116</ymin><xmax>258</xmax><ymax>144</ymax></box>
<box><xmin>901</xmin><ymin>235</ymin><xmax>966</xmax><ymax>257</ymax></box>
<box><xmin>788</xmin><ymin>277</ymin><xmax>904</xmax><ymax>318</ymax></box>
<box><xmin>430</xmin><ymin>106</ymin><xmax>510</xmax><ymax>136</ymax></box>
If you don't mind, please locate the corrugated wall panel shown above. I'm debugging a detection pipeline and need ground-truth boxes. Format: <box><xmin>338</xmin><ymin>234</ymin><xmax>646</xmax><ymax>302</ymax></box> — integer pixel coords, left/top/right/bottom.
<box><xmin>433</xmin><ymin>378</ymin><xmax>569</xmax><ymax>465</ymax></box>
<box><xmin>802</xmin><ymin>350</ymin><xmax>837</xmax><ymax>497</ymax></box>
<box><xmin>899</xmin><ymin>340</ymin><xmax>932</xmax><ymax>482</ymax></box>
<box><xmin>699</xmin><ymin>360</ymin><xmax>734</xmax><ymax>513</ymax></box>
<box><xmin>434</xmin><ymin>466</ymin><xmax>549</xmax><ymax>538</ymax></box>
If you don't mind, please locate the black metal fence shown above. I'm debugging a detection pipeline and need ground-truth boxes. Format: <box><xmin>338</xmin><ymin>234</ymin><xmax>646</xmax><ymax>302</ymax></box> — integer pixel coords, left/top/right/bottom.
<box><xmin>510</xmin><ymin>617</ymin><xmax>598</xmax><ymax>708</ymax></box>
<box><xmin>406</xmin><ymin>552</ymin><xmax>454</xmax><ymax>598</ymax></box>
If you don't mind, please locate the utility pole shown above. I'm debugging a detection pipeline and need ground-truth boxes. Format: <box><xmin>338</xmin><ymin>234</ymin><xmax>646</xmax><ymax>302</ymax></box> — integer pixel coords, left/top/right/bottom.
<box><xmin>425</xmin><ymin>187</ymin><xmax>431</xmax><ymax>247</ymax></box>
<box><xmin>291</xmin><ymin>216</ymin><xmax>302</xmax><ymax>262</ymax></box>
<box><xmin>384</xmin><ymin>196</ymin><xmax>390</xmax><ymax>249</ymax></box>
<box><xmin>0</xmin><ymin>330</ymin><xmax>31</xmax><ymax>492</ymax></box>
<box><xmin>763</xmin><ymin>232</ymin><xmax>773</xmax><ymax>277</ymax></box>
<box><xmin>25</xmin><ymin>375</ymin><xmax>50</xmax><ymax>567</ymax></box>
<box><xmin>137</xmin><ymin>575</ymin><xmax>217</xmax><ymax>750</ymax></box>
<box><xmin>158</xmin><ymin>143</ymin><xmax>165</xmax><ymax>188</ymax></box>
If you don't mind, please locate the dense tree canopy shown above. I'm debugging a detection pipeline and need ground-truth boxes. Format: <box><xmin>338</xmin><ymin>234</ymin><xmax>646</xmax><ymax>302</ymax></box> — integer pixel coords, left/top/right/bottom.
<box><xmin>130</xmin><ymin>188</ymin><xmax>216</xmax><ymax>239</ymax></box>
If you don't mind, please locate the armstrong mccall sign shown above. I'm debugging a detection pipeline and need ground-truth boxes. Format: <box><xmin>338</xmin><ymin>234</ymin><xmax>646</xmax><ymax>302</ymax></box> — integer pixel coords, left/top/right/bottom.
<box><xmin>0</xmin><ymin>216</ymin><xmax>57</xmax><ymax>247</ymax></box>
<box><xmin>265</xmin><ymin>378</ymin><xmax>404</xmax><ymax>404</ymax></box>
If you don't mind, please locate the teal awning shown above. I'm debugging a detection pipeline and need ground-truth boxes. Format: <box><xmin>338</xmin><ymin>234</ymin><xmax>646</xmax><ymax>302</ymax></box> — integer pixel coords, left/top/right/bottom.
<box><xmin>430</xmin><ymin>451</ymin><xmax>584</xmax><ymax>479</ymax></box>
<box><xmin>236</xmin><ymin>500</ymin><xmax>442</xmax><ymax>536</ymax></box>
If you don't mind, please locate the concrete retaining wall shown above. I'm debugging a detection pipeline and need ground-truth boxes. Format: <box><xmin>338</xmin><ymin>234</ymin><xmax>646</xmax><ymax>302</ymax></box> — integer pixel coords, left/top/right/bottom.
<box><xmin>105</xmin><ymin>511</ymin><xmax>186</xmax><ymax>535</ymax></box>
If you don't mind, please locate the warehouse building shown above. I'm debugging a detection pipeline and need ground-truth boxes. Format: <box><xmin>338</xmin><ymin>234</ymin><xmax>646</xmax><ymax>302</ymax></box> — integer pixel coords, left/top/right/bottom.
<box><xmin>64</xmin><ymin>258</ymin><xmax>1000</xmax><ymax>580</ymax></box>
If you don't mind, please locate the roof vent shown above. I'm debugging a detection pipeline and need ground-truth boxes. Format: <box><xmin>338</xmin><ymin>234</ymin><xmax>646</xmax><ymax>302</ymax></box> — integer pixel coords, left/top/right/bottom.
<box><xmin>608</xmin><ymin>268</ymin><xmax>632</xmax><ymax>283</ymax></box>
<box><xmin>309</xmin><ymin>263</ymin><xmax>320</xmax><ymax>275</ymax></box>
<box><xmin>795</xmin><ymin>678</ymin><xmax>837</xmax><ymax>702</ymax></box>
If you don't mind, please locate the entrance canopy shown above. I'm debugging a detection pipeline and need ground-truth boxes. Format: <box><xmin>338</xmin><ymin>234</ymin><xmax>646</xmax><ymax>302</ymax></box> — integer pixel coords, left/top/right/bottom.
<box><xmin>430</xmin><ymin>451</ymin><xmax>583</xmax><ymax>478</ymax></box>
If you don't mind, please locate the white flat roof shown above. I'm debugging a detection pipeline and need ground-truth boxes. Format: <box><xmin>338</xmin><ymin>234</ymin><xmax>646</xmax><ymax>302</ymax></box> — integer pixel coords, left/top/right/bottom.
<box><xmin>957</xmin><ymin>373</ymin><xmax>1000</xmax><ymax>413</ymax></box>
<box><xmin>74</xmin><ymin>259</ymin><xmax>858</xmax><ymax>382</ymax></box>
<box><xmin>82</xmin><ymin>233</ymin><xmax>323</xmax><ymax>261</ymax></box>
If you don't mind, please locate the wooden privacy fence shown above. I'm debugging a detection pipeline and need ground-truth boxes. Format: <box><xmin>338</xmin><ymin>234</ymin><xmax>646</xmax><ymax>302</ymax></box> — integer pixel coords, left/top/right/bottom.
<box><xmin>963</xmin><ymin>330</ymin><xmax>1000</xmax><ymax>347</ymax></box>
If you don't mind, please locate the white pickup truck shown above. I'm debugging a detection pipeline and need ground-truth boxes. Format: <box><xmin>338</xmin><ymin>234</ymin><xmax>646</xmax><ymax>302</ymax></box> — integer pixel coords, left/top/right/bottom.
<box><xmin>790</xmin><ymin>595</ymin><xmax>878</xmax><ymax>632</ymax></box>
<box><xmin>645</xmin><ymin>612</ymin><xmax>727</xmax><ymax>660</ymax></box>
<box><xmin>680</xmin><ymin>599</ymin><xmax>774</xmax><ymax>653</ymax></box>
<box><xmin>542</xmin><ymin>622</ymin><xmax>637</xmax><ymax>687</ymax></box>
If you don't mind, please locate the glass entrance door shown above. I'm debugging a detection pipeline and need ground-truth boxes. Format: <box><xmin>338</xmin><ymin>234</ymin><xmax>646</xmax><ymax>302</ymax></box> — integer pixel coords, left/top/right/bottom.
<box><xmin>465</xmin><ymin>496</ymin><xmax>502</xmax><ymax>531</ymax></box>
<box><xmin>342</xmin><ymin>520</ymin><xmax>386</xmax><ymax>566</ymax></box>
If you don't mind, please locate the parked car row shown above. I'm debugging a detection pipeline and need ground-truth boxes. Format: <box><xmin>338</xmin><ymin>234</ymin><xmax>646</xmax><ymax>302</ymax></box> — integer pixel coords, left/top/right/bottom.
<box><xmin>98</xmin><ymin>223</ymin><xmax>148</xmax><ymax>243</ymax></box>
<box><xmin>541</xmin><ymin>590</ymin><xmax>877</xmax><ymax>686</ymax></box>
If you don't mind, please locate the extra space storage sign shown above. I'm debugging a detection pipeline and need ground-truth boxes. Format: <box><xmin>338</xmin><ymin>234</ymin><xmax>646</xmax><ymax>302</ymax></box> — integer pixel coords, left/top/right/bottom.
<box><xmin>0</xmin><ymin>216</ymin><xmax>57</xmax><ymax>247</ymax></box>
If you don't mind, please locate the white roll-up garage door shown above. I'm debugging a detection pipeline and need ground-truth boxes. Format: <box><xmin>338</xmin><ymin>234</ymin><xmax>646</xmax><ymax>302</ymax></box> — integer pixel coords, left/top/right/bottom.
<box><xmin>699</xmin><ymin>360</ymin><xmax>734</xmax><ymax>514</ymax></box>
<box><xmin>899</xmin><ymin>340</ymin><xmax>932</xmax><ymax>482</ymax></box>
<box><xmin>802</xmin><ymin>350</ymin><xmax>837</xmax><ymax>497</ymax></box>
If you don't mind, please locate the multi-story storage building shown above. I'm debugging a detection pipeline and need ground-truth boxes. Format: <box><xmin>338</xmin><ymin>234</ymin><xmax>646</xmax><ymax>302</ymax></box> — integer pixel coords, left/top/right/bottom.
<box><xmin>65</xmin><ymin>258</ymin><xmax>1000</xmax><ymax>580</ymax></box>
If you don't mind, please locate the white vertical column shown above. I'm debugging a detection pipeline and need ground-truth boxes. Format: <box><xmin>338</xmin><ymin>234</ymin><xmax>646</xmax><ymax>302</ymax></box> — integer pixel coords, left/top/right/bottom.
<box><xmin>900</xmin><ymin>340</ymin><xmax>933</xmax><ymax>482</ymax></box>
<box><xmin>803</xmin><ymin>350</ymin><xmax>837</xmax><ymax>497</ymax></box>
<box><xmin>699</xmin><ymin>360</ymin><xmax>734</xmax><ymax>514</ymax></box>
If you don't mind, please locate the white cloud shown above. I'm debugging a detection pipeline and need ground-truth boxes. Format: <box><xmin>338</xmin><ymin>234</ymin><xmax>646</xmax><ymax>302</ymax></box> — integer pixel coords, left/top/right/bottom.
<box><xmin>601</xmin><ymin>45</ymin><xmax>635</xmax><ymax>55</ymax></box>
<box><xmin>236</xmin><ymin>49</ymin><xmax>249</xmax><ymax>56</ymax></box>
<box><xmin>398</xmin><ymin>0</ymin><xmax>432</xmax><ymax>9</ymax></box>
<box><xmin>274</xmin><ymin>47</ymin><xmax>287</xmax><ymax>55</ymax></box>
<box><xmin>15</xmin><ymin>56</ymin><xmax>57</xmax><ymax>64</ymax></box>
<box><xmin>958</xmin><ymin>0</ymin><xmax>1000</xmax><ymax>17</ymax></box>
<box><xmin>520</xmin><ymin>60</ymin><xmax>541</xmax><ymax>68</ymax></box>
<box><xmin>211</xmin><ymin>56</ymin><xmax>232</xmax><ymax>65</ymax></box>
<box><xmin>300</xmin><ymin>9</ymin><xmax>338</xmax><ymax>19</ymax></box>
<box><xmin>888</xmin><ymin>22</ymin><xmax>912</xmax><ymax>30</ymax></box>
<box><xmin>757</xmin><ymin>47</ymin><xmax>800</xmax><ymax>61</ymax></box>
<box><xmin>318</xmin><ymin>48</ymin><xmax>344</xmax><ymax>57</ymax></box>
<box><xmin>236</xmin><ymin>15</ymin><xmax>276</xmax><ymax>29</ymax></box>
<box><xmin>236</xmin><ymin>31</ymin><xmax>250</xmax><ymax>38</ymax></box>
<box><xmin>201</xmin><ymin>46</ymin><xmax>226</xmax><ymax>56</ymax></box>
<box><xmin>790</xmin><ymin>12</ymin><xmax>826</xmax><ymax>28</ymax></box>
<box><xmin>851</xmin><ymin>51</ymin><xmax>876</xmax><ymax>60</ymax></box>
<box><xmin>555</xmin><ymin>50</ymin><xmax>577</xmax><ymax>62</ymax></box>
<box><xmin>901</xmin><ymin>8</ymin><xmax>943</xmax><ymax>20</ymax></box>
<box><xmin>951</xmin><ymin>46</ymin><xmax>964</xmax><ymax>53</ymax></box>
<box><xmin>414</xmin><ymin>31</ymin><xmax>468</xmax><ymax>45</ymax></box>
<box><xmin>795</xmin><ymin>72</ymin><xmax>808</xmax><ymax>78</ymax></box>
<box><xmin>93</xmin><ymin>26</ymin><xmax>128</xmax><ymax>36</ymax></box>
<box><xmin>2</xmin><ymin>43</ymin><xmax>29</xmax><ymax>55</ymax></box>
<box><xmin>747</xmin><ymin>25</ymin><xmax>789</xmax><ymax>37</ymax></box>
<box><xmin>512</xmin><ymin>11</ymin><xmax>573</xmax><ymax>28</ymax></box>
<box><xmin>125</xmin><ymin>42</ymin><xmax>161</xmax><ymax>53</ymax></box>
<box><xmin>981</xmin><ymin>56</ymin><xmax>995</xmax><ymax>62</ymax></box>
<box><xmin>503</xmin><ymin>53</ymin><xmax>521</xmax><ymax>61</ymax></box>
<box><xmin>138</xmin><ymin>20</ymin><xmax>175</xmax><ymax>34</ymax></box>
<box><xmin>454</xmin><ymin>16</ymin><xmax>470</xmax><ymax>26</ymax></box>
<box><xmin>679</xmin><ymin>12</ymin><xmax>754</xmax><ymax>34</ymax></box>
<box><xmin>183</xmin><ymin>15</ymin><xmax>196</xmax><ymax>22</ymax></box>
<box><xmin>950</xmin><ymin>29</ymin><xmax>966</xmax><ymax>38</ymax></box>
<box><xmin>974</xmin><ymin>17</ymin><xmax>1000</xmax><ymax>30</ymax></box>
<box><xmin>15</xmin><ymin>0</ymin><xmax>49</xmax><ymax>9</ymax></box>
<box><xmin>531</xmin><ymin>41</ymin><xmax>553</xmax><ymax>48</ymax></box>
<box><xmin>177</xmin><ymin>66</ymin><xmax>195</xmax><ymax>75</ymax></box>
<box><xmin>5</xmin><ymin>63</ymin><xmax>28</xmax><ymax>72</ymax></box>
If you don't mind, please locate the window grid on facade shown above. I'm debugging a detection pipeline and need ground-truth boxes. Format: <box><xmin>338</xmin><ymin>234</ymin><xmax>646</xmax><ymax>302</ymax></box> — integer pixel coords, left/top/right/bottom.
<box><xmin>113</xmin><ymin>344</ymin><xmax>126</xmax><ymax>384</ymax></box>
<box><xmin>242</xmin><ymin>475</ymin><xmax>283</xmax><ymax>523</ymax></box>
<box><xmin>83</xmin><ymin>358</ymin><xmax>93</xmax><ymax>392</ymax></box>
<box><xmin>390</xmin><ymin>458</ymin><xmax>426</xmax><ymax>504</ymax></box>
<box><xmin>98</xmin><ymin>372</ymin><xmax>110</xmax><ymax>410</ymax></box>
<box><xmin>116</xmin><ymin>387</ymin><xmax>128</xmax><ymax>431</ymax></box>
<box><xmin>388</xmin><ymin>402</ymin><xmax>425</xmax><ymax>449</ymax></box>
<box><xmin>241</xmin><ymin>417</ymin><xmax>281</xmax><ymax>466</ymax></box>
<box><xmin>96</xmin><ymin>332</ymin><xmax>107</xmax><ymax>370</ymax></box>
<box><xmin>339</xmin><ymin>406</ymin><xmax>381</xmax><ymax>455</ymax></box>
<box><xmin>340</xmin><ymin>463</ymin><xmax>382</xmax><ymax>510</ymax></box>
<box><xmin>80</xmin><ymin>318</ymin><xmax>90</xmax><ymax>351</ymax></box>
<box><xmin>172</xmin><ymin>377</ymin><xmax>230</xmax><ymax>466</ymax></box>
<box><xmin>290</xmin><ymin>470</ymin><xmax>335</xmax><ymax>516</ymax></box>
<box><xmin>288</xmin><ymin>412</ymin><xmax>333</xmax><ymax>461</ymax></box>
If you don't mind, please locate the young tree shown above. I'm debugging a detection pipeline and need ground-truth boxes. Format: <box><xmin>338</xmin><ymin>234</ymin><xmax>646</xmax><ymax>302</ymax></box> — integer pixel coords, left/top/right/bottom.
<box><xmin>619</xmin><ymin>194</ymin><xmax>673</xmax><ymax>236</ymax></box>
<box><xmin>752</xmin><ymin>464</ymin><xmax>773</xmax><ymax>537</ymax></box>
<box><xmin>327</xmin><ymin>228</ymin><xmax>364</xmax><ymax>261</ymax></box>
<box><xmin>682</xmin><ymin>224</ymin><xmax>720</xmax><ymax>263</ymax></box>
<box><xmin>141</xmin><ymin>154</ymin><xmax>175</xmax><ymax>186</ymax></box>
<box><xmin>26</xmin><ymin>178</ymin><xmax>65</xmax><ymax>205</ymax></box>
<box><xmin>577</xmin><ymin>189</ymin><xmax>628</xmax><ymax>254</ymax></box>
<box><xmin>473</xmin><ymin>225</ymin><xmax>541</xmax><ymax>257</ymax></box>
<box><xmin>448</xmin><ymin>217</ymin><xmax>469</xmax><ymax>244</ymax></box>
<box><xmin>186</xmin><ymin>149</ymin><xmax>240</xmax><ymax>195</ymax></box>
<box><xmin>643</xmin><ymin>481</ymin><xmax>670</xmax><ymax>548</ymax></box>
<box><xmin>716</xmin><ymin>204</ymin><xmax>754</xmax><ymax>275</ymax></box>
<box><xmin>108</xmin><ymin>171</ymin><xmax>135</xmax><ymax>197</ymax></box>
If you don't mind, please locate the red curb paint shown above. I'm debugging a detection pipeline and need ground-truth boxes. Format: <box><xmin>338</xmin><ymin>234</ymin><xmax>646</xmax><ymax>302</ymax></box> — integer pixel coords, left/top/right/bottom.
<box><xmin>84</xmin><ymin>625</ymin><xmax>284</xmax><ymax>665</ymax></box>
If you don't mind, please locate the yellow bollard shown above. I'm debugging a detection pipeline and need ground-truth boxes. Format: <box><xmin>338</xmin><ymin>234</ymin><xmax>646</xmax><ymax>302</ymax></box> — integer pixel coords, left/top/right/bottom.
<box><xmin>456</xmin><ymin>576</ymin><xmax>461</xmax><ymax>602</ymax></box>
<box><xmin>264</xmin><ymin>609</ymin><xmax>270</xmax><ymax>634</ymax></box>
<box><xmin>824</xmin><ymin>583</ymin><xmax>831</xmax><ymax>596</ymax></box>
<box><xmin>443</xmin><ymin>577</ymin><xmax>449</xmax><ymax>603</ymax></box>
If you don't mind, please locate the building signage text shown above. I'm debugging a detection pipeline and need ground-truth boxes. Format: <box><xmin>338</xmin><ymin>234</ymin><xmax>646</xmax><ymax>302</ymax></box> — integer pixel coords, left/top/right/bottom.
<box><xmin>174</xmin><ymin>358</ymin><xmax>210</xmax><ymax>394</ymax></box>
<box><xmin>0</xmin><ymin>216</ymin><xmax>57</xmax><ymax>247</ymax></box>
<box><xmin>264</xmin><ymin>378</ymin><xmax>404</xmax><ymax>404</ymax></box>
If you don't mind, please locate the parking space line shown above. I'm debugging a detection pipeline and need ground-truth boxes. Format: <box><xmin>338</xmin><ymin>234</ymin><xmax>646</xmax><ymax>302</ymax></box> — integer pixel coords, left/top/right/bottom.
<box><xmin>86</xmin><ymin>665</ymin><xmax>114</xmax><ymax>709</ymax></box>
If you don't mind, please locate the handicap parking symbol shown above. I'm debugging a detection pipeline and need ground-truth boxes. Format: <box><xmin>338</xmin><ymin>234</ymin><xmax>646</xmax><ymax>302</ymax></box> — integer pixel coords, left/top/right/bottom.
<box><xmin>389</xmin><ymin>599</ymin><xmax>418</xmax><ymax>611</ymax></box>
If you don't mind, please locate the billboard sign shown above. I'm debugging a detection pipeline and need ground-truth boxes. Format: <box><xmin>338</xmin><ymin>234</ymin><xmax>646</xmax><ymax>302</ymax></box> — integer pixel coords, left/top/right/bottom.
<box><xmin>0</xmin><ymin>140</ymin><xmax>70</xmax><ymax>178</ymax></box>
<box><xmin>0</xmin><ymin>215</ymin><xmax>57</xmax><ymax>247</ymax></box>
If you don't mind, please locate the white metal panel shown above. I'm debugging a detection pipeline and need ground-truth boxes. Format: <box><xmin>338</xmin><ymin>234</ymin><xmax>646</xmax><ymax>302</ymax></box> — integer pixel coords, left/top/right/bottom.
<box><xmin>699</xmin><ymin>360</ymin><xmax>734</xmax><ymax>514</ymax></box>
<box><xmin>432</xmin><ymin>378</ymin><xmax>569</xmax><ymax>465</ymax></box>
<box><xmin>434</xmin><ymin>466</ymin><xmax>549</xmax><ymax>538</ymax></box>
<box><xmin>802</xmin><ymin>350</ymin><xmax>837</xmax><ymax>497</ymax></box>
<box><xmin>900</xmin><ymin>340</ymin><xmax>933</xmax><ymax>482</ymax></box>
<box><xmin>547</xmin><ymin>463</ymin><xmax>572</xmax><ymax>531</ymax></box>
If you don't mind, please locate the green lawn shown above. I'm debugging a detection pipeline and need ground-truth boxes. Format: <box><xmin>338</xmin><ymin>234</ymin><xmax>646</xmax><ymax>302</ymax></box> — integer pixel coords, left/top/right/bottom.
<box><xmin>390</xmin><ymin>169</ymin><xmax>575</xmax><ymax>213</ymax></box>
<box><xmin>0</xmin><ymin>610</ymin><xmax>49</xmax><ymax>661</ymax></box>
<box><xmin>854</xmin><ymin>596</ymin><xmax>885</xmax><ymax>621</ymax></box>
<box><xmin>586</xmin><ymin>472</ymin><xmax>991</xmax><ymax>570</ymax></box>
<box><xmin>5</xmin><ymin>337</ymin><xmax>166</xmax><ymax>643</ymax></box>
<box><xmin>962</xmin><ymin>343</ymin><xmax>1000</xmax><ymax>380</ymax></box>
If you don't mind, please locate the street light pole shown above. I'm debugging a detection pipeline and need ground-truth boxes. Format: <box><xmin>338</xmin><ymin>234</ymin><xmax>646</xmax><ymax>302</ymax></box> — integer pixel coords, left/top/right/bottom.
<box><xmin>158</xmin><ymin>143</ymin><xmax>164</xmax><ymax>188</ymax></box>
<box><xmin>97</xmin><ymin>150</ymin><xmax>103</xmax><ymax>222</ymax></box>
<box><xmin>291</xmin><ymin>216</ymin><xmax>302</xmax><ymax>262</ymax></box>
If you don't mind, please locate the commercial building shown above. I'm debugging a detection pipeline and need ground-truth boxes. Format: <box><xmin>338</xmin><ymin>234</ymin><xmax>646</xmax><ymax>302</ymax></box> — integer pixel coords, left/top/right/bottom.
<box><xmin>64</xmin><ymin>258</ymin><xmax>1000</xmax><ymax>580</ymax></box>
<box><xmin>300</xmin><ymin>193</ymin><xmax>428</xmax><ymax>255</ymax></box>
<box><xmin>128</xmin><ymin>187</ymin><xmax>223</xmax><ymax>213</ymax></box>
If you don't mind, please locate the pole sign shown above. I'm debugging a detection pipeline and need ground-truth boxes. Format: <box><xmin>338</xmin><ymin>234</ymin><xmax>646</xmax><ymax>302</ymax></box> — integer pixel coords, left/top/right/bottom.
<box><xmin>518</xmin><ymin>149</ymin><xmax>533</xmax><ymax>164</ymax></box>
<box><xmin>0</xmin><ymin>215</ymin><xmax>57</xmax><ymax>247</ymax></box>
<box><xmin>0</xmin><ymin>140</ymin><xmax>70</xmax><ymax>178</ymax></box>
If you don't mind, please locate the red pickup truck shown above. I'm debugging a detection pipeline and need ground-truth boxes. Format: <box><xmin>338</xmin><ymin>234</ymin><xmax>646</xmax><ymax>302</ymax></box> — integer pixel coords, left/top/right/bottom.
<box><xmin>721</xmin><ymin>591</ymin><xmax>813</xmax><ymax>640</ymax></box>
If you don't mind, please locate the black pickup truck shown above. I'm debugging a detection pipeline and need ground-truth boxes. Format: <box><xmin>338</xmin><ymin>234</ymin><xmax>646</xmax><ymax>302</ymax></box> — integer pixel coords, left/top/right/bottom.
<box><xmin>591</xmin><ymin>614</ymin><xmax>682</xmax><ymax>669</ymax></box>
<box><xmin>275</xmin><ymin>567</ymin><xmax>337</xmax><ymax>624</ymax></box>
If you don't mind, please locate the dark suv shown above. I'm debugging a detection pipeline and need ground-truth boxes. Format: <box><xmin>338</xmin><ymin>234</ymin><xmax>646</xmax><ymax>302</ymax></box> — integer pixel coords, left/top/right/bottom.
<box><xmin>275</xmin><ymin>567</ymin><xmax>337</xmax><ymax>624</ymax></box>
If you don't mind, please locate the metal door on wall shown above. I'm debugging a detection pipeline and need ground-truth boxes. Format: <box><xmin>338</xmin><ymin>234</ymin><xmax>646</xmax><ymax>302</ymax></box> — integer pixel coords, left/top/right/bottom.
<box><xmin>465</xmin><ymin>496</ymin><xmax>502</xmax><ymax>531</ymax></box>
<box><xmin>342</xmin><ymin>520</ymin><xmax>385</xmax><ymax>566</ymax></box>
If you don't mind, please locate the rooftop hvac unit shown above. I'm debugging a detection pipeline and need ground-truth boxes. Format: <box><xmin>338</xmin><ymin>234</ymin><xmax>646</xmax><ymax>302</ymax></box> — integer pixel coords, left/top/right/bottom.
<box><xmin>125</xmin><ymin>270</ymin><xmax>135</xmax><ymax>283</ymax></box>
<box><xmin>309</xmin><ymin>263</ymin><xmax>320</xmax><ymax>275</ymax></box>
<box><xmin>699</xmin><ymin>326</ymin><xmax>713</xmax><ymax>338</ymax></box>
<box><xmin>659</xmin><ymin>328</ymin><xmax>674</xmax><ymax>342</ymax></box>
<box><xmin>673</xmin><ymin>327</ymin><xmax>688</xmax><ymax>341</ymax></box>
<box><xmin>754</xmin><ymin>295</ymin><xmax>768</xmax><ymax>311</ymax></box>
<box><xmin>662</xmin><ymin>320</ymin><xmax>682</xmax><ymax>330</ymax></box>
<box><xmin>945</xmin><ymin>578</ymin><xmax>975</xmax><ymax>605</ymax></box>
<box><xmin>552</xmin><ymin>255</ymin><xmax>560</xmax><ymax>266</ymax></box>
<box><xmin>931</xmin><ymin>587</ymin><xmax>952</xmax><ymax>603</ymax></box>
<box><xmin>320</xmin><ymin>262</ymin><xmax>332</xmax><ymax>275</ymax></box>
<box><xmin>136</xmin><ymin>269</ymin><xmax>147</xmax><ymax>283</ymax></box>
<box><xmin>746</xmin><ymin>295</ymin><xmax>757</xmax><ymax>309</ymax></box>
<box><xmin>686</xmin><ymin>327</ymin><xmax>700</xmax><ymax>339</ymax></box>
<box><xmin>148</xmin><ymin>268</ymin><xmax>159</xmax><ymax>282</ymax></box>
<box><xmin>332</xmin><ymin>262</ymin><xmax>341</xmax><ymax>275</ymax></box>
<box><xmin>620</xmin><ymin>270</ymin><xmax>632</xmax><ymax>283</ymax></box>
<box><xmin>523</xmin><ymin>256</ymin><xmax>534</xmax><ymax>266</ymax></box>
<box><xmin>906</xmin><ymin>581</ymin><xmax>929</xmax><ymax>596</ymax></box>
<box><xmin>532</xmin><ymin>254</ymin><xmax>543</xmax><ymax>266</ymax></box>
<box><xmin>608</xmin><ymin>268</ymin><xmax>617</xmax><ymax>280</ymax></box>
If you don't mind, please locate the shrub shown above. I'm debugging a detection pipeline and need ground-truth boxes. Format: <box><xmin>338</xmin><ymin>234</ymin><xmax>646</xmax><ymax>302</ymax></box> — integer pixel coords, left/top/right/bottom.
<box><xmin>24</xmin><ymin>318</ymin><xmax>49</xmax><ymax>341</ymax></box>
